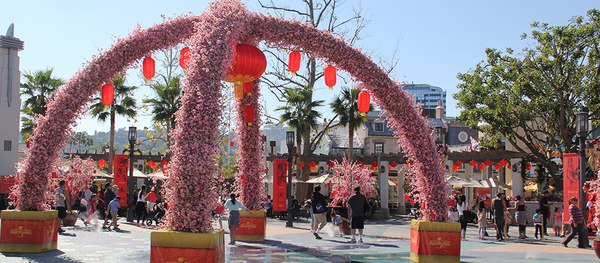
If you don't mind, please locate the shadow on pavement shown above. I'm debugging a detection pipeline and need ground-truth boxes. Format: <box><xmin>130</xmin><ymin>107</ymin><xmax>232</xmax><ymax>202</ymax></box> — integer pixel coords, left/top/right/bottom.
<box><xmin>1</xmin><ymin>250</ymin><xmax>82</xmax><ymax>262</ymax></box>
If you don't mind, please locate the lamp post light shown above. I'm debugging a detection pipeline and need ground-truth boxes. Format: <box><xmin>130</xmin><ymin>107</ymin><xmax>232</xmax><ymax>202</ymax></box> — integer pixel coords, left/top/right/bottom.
<box><xmin>126</xmin><ymin>126</ymin><xmax>137</xmax><ymax>222</ymax></box>
<box><xmin>577</xmin><ymin>108</ymin><xmax>589</xmax><ymax>244</ymax></box>
<box><xmin>286</xmin><ymin>131</ymin><xmax>295</xmax><ymax>228</ymax></box>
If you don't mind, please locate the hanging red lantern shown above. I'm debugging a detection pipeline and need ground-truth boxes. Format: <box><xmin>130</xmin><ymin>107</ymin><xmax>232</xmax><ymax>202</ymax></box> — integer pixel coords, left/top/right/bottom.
<box><xmin>225</xmin><ymin>43</ymin><xmax>267</xmax><ymax>87</ymax></box>
<box><xmin>299</xmin><ymin>162</ymin><xmax>305</xmax><ymax>168</ymax></box>
<box><xmin>244</xmin><ymin>105</ymin><xmax>255</xmax><ymax>126</ymax></box>
<box><xmin>230</xmin><ymin>141</ymin><xmax>235</xmax><ymax>147</ymax></box>
<box><xmin>242</xmin><ymin>82</ymin><xmax>254</xmax><ymax>96</ymax></box>
<box><xmin>494</xmin><ymin>163</ymin><xmax>501</xmax><ymax>171</ymax></box>
<box><xmin>309</xmin><ymin>162</ymin><xmax>317</xmax><ymax>170</ymax></box>
<box><xmin>148</xmin><ymin>160</ymin><xmax>158</xmax><ymax>170</ymax></box>
<box><xmin>499</xmin><ymin>159</ymin><xmax>508</xmax><ymax>167</ymax></box>
<box><xmin>328</xmin><ymin>161</ymin><xmax>335</xmax><ymax>168</ymax></box>
<box><xmin>288</xmin><ymin>50</ymin><xmax>301</xmax><ymax>74</ymax></box>
<box><xmin>160</xmin><ymin>160</ymin><xmax>168</xmax><ymax>166</ymax></box>
<box><xmin>477</xmin><ymin>163</ymin><xmax>485</xmax><ymax>170</ymax></box>
<box><xmin>101</xmin><ymin>83</ymin><xmax>114</xmax><ymax>106</ymax></box>
<box><xmin>324</xmin><ymin>65</ymin><xmax>336</xmax><ymax>89</ymax></box>
<box><xmin>484</xmin><ymin>160</ymin><xmax>493</xmax><ymax>166</ymax></box>
<box><xmin>98</xmin><ymin>159</ymin><xmax>107</xmax><ymax>169</ymax></box>
<box><xmin>390</xmin><ymin>161</ymin><xmax>398</xmax><ymax>168</ymax></box>
<box><xmin>179</xmin><ymin>47</ymin><xmax>191</xmax><ymax>70</ymax></box>
<box><xmin>142</xmin><ymin>56</ymin><xmax>155</xmax><ymax>81</ymax></box>
<box><xmin>357</xmin><ymin>90</ymin><xmax>371</xmax><ymax>116</ymax></box>
<box><xmin>455</xmin><ymin>160</ymin><xmax>463</xmax><ymax>167</ymax></box>
<box><xmin>25</xmin><ymin>140</ymin><xmax>31</xmax><ymax>149</ymax></box>
<box><xmin>526</xmin><ymin>163</ymin><xmax>532</xmax><ymax>170</ymax></box>
<box><xmin>469</xmin><ymin>160</ymin><xmax>477</xmax><ymax>167</ymax></box>
<box><xmin>452</xmin><ymin>165</ymin><xmax>459</xmax><ymax>172</ymax></box>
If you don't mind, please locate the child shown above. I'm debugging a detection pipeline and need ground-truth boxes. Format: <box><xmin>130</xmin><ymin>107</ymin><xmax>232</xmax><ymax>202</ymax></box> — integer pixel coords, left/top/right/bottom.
<box><xmin>553</xmin><ymin>207</ymin><xmax>562</xmax><ymax>237</ymax></box>
<box><xmin>533</xmin><ymin>209</ymin><xmax>544</xmax><ymax>240</ymax></box>
<box><xmin>331</xmin><ymin>210</ymin><xmax>350</xmax><ymax>237</ymax></box>
<box><xmin>477</xmin><ymin>205</ymin><xmax>487</xmax><ymax>240</ymax></box>
<box><xmin>105</xmin><ymin>196</ymin><xmax>121</xmax><ymax>231</ymax></box>
<box><xmin>85</xmin><ymin>194</ymin><xmax>103</xmax><ymax>226</ymax></box>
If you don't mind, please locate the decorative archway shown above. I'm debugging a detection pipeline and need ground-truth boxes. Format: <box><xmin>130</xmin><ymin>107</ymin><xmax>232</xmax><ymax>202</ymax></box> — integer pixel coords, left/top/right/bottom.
<box><xmin>15</xmin><ymin>0</ymin><xmax>446</xmax><ymax>233</ymax></box>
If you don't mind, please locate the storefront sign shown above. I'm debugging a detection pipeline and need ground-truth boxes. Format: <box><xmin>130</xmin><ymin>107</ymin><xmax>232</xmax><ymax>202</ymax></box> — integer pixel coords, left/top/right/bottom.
<box><xmin>563</xmin><ymin>153</ymin><xmax>579</xmax><ymax>225</ymax></box>
<box><xmin>272</xmin><ymin>160</ymin><xmax>288</xmax><ymax>212</ymax></box>
<box><xmin>113</xmin><ymin>154</ymin><xmax>129</xmax><ymax>206</ymax></box>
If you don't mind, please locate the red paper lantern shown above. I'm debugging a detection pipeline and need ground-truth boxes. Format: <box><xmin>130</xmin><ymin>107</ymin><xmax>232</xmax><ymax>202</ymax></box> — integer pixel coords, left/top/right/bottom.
<box><xmin>225</xmin><ymin>44</ymin><xmax>267</xmax><ymax>86</ymax></box>
<box><xmin>179</xmin><ymin>47</ymin><xmax>191</xmax><ymax>70</ymax></box>
<box><xmin>477</xmin><ymin>164</ymin><xmax>485</xmax><ymax>170</ymax></box>
<box><xmin>357</xmin><ymin>91</ymin><xmax>370</xmax><ymax>116</ymax></box>
<box><xmin>455</xmin><ymin>160</ymin><xmax>463</xmax><ymax>167</ymax></box>
<box><xmin>469</xmin><ymin>160</ymin><xmax>477</xmax><ymax>167</ymax></box>
<box><xmin>494</xmin><ymin>163</ymin><xmax>501</xmax><ymax>171</ymax></box>
<box><xmin>328</xmin><ymin>161</ymin><xmax>335</xmax><ymax>168</ymax></box>
<box><xmin>452</xmin><ymin>165</ymin><xmax>459</xmax><ymax>172</ymax></box>
<box><xmin>230</xmin><ymin>141</ymin><xmax>235</xmax><ymax>147</ymax></box>
<box><xmin>309</xmin><ymin>162</ymin><xmax>317</xmax><ymax>170</ymax></box>
<box><xmin>288</xmin><ymin>50</ymin><xmax>301</xmax><ymax>74</ymax></box>
<box><xmin>324</xmin><ymin>65</ymin><xmax>336</xmax><ymax>89</ymax></box>
<box><xmin>244</xmin><ymin>105</ymin><xmax>255</xmax><ymax>126</ymax></box>
<box><xmin>148</xmin><ymin>160</ymin><xmax>157</xmax><ymax>170</ymax></box>
<box><xmin>499</xmin><ymin>159</ymin><xmax>508</xmax><ymax>167</ymax></box>
<box><xmin>142</xmin><ymin>56</ymin><xmax>155</xmax><ymax>80</ymax></box>
<box><xmin>101</xmin><ymin>83</ymin><xmax>114</xmax><ymax>106</ymax></box>
<box><xmin>299</xmin><ymin>162</ymin><xmax>305</xmax><ymax>168</ymax></box>
<box><xmin>160</xmin><ymin>160</ymin><xmax>168</xmax><ymax>166</ymax></box>
<box><xmin>484</xmin><ymin>160</ymin><xmax>492</xmax><ymax>166</ymax></box>
<box><xmin>526</xmin><ymin>163</ymin><xmax>532</xmax><ymax>170</ymax></box>
<box><xmin>242</xmin><ymin>82</ymin><xmax>253</xmax><ymax>96</ymax></box>
<box><xmin>390</xmin><ymin>161</ymin><xmax>398</xmax><ymax>168</ymax></box>
<box><xmin>98</xmin><ymin>159</ymin><xmax>107</xmax><ymax>169</ymax></box>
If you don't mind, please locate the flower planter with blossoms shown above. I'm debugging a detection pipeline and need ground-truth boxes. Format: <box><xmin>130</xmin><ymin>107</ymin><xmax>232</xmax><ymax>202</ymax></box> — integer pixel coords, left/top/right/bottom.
<box><xmin>410</xmin><ymin>220</ymin><xmax>461</xmax><ymax>263</ymax></box>
<box><xmin>0</xmin><ymin>210</ymin><xmax>58</xmax><ymax>253</ymax></box>
<box><xmin>590</xmin><ymin>155</ymin><xmax>600</xmax><ymax>259</ymax></box>
<box><xmin>235</xmin><ymin>210</ymin><xmax>266</xmax><ymax>242</ymax></box>
<box><xmin>150</xmin><ymin>230</ymin><xmax>225</xmax><ymax>263</ymax></box>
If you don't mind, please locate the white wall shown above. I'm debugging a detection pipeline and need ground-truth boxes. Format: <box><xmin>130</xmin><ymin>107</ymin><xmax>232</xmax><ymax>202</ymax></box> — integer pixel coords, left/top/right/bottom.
<box><xmin>0</xmin><ymin>47</ymin><xmax>21</xmax><ymax>176</ymax></box>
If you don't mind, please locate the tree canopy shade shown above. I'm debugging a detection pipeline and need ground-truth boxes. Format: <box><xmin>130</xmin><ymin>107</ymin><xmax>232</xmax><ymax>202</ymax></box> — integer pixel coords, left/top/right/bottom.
<box><xmin>454</xmin><ymin>9</ymin><xmax>600</xmax><ymax>187</ymax></box>
<box><xmin>20</xmin><ymin>69</ymin><xmax>64</xmax><ymax>140</ymax></box>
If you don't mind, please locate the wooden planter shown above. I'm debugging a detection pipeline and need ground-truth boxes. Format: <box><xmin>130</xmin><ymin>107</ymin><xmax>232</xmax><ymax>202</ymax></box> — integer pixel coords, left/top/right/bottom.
<box><xmin>151</xmin><ymin>230</ymin><xmax>224</xmax><ymax>263</ymax></box>
<box><xmin>0</xmin><ymin>210</ymin><xmax>58</xmax><ymax>253</ymax></box>
<box><xmin>410</xmin><ymin>220</ymin><xmax>461</xmax><ymax>263</ymax></box>
<box><xmin>235</xmin><ymin>210</ymin><xmax>266</xmax><ymax>242</ymax></box>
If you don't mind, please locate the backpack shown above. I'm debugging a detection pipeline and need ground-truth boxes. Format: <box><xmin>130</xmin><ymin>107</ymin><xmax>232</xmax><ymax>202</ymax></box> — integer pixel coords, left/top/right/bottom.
<box><xmin>315</xmin><ymin>199</ymin><xmax>327</xmax><ymax>213</ymax></box>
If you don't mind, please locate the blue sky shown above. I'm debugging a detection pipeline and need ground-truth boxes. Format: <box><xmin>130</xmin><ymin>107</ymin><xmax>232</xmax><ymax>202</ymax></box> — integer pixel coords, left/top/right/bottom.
<box><xmin>1</xmin><ymin>1</ymin><xmax>597</xmax><ymax>134</ymax></box>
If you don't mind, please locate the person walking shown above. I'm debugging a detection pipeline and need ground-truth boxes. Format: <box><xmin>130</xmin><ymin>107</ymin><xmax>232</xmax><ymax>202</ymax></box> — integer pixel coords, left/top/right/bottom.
<box><xmin>103</xmin><ymin>183</ymin><xmax>116</xmax><ymax>228</ymax></box>
<box><xmin>562</xmin><ymin>197</ymin><xmax>587</xmax><ymax>248</ymax></box>
<box><xmin>457</xmin><ymin>194</ymin><xmax>468</xmax><ymax>240</ymax></box>
<box><xmin>264</xmin><ymin>195</ymin><xmax>273</xmax><ymax>218</ymax></box>
<box><xmin>311</xmin><ymin>186</ymin><xmax>328</xmax><ymax>240</ymax></box>
<box><xmin>492</xmin><ymin>193</ymin><xmax>506</xmax><ymax>241</ymax></box>
<box><xmin>347</xmin><ymin>187</ymin><xmax>369</xmax><ymax>243</ymax></box>
<box><xmin>510</xmin><ymin>195</ymin><xmax>527</xmax><ymax>239</ymax></box>
<box><xmin>136</xmin><ymin>186</ymin><xmax>149</xmax><ymax>226</ymax></box>
<box><xmin>225</xmin><ymin>193</ymin><xmax>247</xmax><ymax>245</ymax></box>
<box><xmin>85</xmin><ymin>194</ymin><xmax>102</xmax><ymax>226</ymax></box>
<box><xmin>553</xmin><ymin>207</ymin><xmax>563</xmax><ymax>237</ymax></box>
<box><xmin>533</xmin><ymin>209</ymin><xmax>544</xmax><ymax>240</ymax></box>
<box><xmin>305</xmin><ymin>200</ymin><xmax>314</xmax><ymax>231</ymax></box>
<box><xmin>477</xmin><ymin>201</ymin><xmax>487</xmax><ymax>240</ymax></box>
<box><xmin>56</xmin><ymin>181</ymin><xmax>69</xmax><ymax>233</ymax></box>
<box><xmin>539</xmin><ymin>191</ymin><xmax>550</xmax><ymax>236</ymax></box>
<box><xmin>106</xmin><ymin>196</ymin><xmax>121</xmax><ymax>231</ymax></box>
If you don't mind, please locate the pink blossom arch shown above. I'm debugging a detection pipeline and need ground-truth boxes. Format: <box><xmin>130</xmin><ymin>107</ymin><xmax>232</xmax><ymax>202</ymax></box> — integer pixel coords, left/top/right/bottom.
<box><xmin>16</xmin><ymin>0</ymin><xmax>446</xmax><ymax>233</ymax></box>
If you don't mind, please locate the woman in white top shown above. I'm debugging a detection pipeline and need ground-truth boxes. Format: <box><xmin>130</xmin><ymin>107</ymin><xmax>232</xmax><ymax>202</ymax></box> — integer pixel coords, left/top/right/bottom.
<box><xmin>225</xmin><ymin>193</ymin><xmax>247</xmax><ymax>245</ymax></box>
<box><xmin>136</xmin><ymin>186</ymin><xmax>149</xmax><ymax>226</ymax></box>
<box><xmin>457</xmin><ymin>195</ymin><xmax>468</xmax><ymax>240</ymax></box>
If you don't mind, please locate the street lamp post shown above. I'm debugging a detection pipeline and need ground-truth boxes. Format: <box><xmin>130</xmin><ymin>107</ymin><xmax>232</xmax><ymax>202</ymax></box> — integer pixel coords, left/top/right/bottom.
<box><xmin>577</xmin><ymin>108</ymin><xmax>589</xmax><ymax>245</ymax></box>
<box><xmin>126</xmin><ymin>126</ymin><xmax>137</xmax><ymax>222</ymax></box>
<box><xmin>286</xmin><ymin>131</ymin><xmax>295</xmax><ymax>228</ymax></box>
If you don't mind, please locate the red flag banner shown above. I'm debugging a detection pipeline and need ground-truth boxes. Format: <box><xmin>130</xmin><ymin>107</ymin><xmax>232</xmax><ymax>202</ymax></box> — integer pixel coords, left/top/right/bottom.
<box><xmin>563</xmin><ymin>153</ymin><xmax>579</xmax><ymax>225</ymax></box>
<box><xmin>113</xmin><ymin>154</ymin><xmax>129</xmax><ymax>206</ymax></box>
<box><xmin>272</xmin><ymin>160</ymin><xmax>288</xmax><ymax>212</ymax></box>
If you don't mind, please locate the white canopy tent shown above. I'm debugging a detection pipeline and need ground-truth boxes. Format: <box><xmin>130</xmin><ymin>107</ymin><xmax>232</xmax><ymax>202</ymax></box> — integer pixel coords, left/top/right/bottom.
<box><xmin>147</xmin><ymin>170</ymin><xmax>167</xmax><ymax>180</ymax></box>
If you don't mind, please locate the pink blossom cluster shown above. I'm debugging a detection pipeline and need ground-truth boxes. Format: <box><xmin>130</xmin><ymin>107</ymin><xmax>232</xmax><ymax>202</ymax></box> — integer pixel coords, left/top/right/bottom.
<box><xmin>234</xmin><ymin>80</ymin><xmax>265</xmax><ymax>210</ymax></box>
<box><xmin>49</xmin><ymin>157</ymin><xmax>97</xmax><ymax>208</ymax></box>
<box><xmin>591</xmin><ymin>155</ymin><xmax>600</xmax><ymax>229</ymax></box>
<box><xmin>329</xmin><ymin>158</ymin><xmax>377</xmax><ymax>207</ymax></box>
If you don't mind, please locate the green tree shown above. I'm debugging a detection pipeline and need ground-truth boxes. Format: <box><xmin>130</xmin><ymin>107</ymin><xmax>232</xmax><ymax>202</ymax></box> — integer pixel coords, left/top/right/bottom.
<box><xmin>276</xmin><ymin>87</ymin><xmax>325</xmax><ymax>149</ymax></box>
<box><xmin>20</xmin><ymin>69</ymin><xmax>64</xmax><ymax>140</ymax></box>
<box><xmin>69</xmin><ymin>131</ymin><xmax>94</xmax><ymax>152</ymax></box>
<box><xmin>89</xmin><ymin>75</ymin><xmax>138</xmax><ymax>172</ymax></box>
<box><xmin>330</xmin><ymin>87</ymin><xmax>372</xmax><ymax>162</ymax></box>
<box><xmin>143</xmin><ymin>76</ymin><xmax>181</xmax><ymax>145</ymax></box>
<box><xmin>454</xmin><ymin>9</ymin><xmax>600</xmax><ymax>188</ymax></box>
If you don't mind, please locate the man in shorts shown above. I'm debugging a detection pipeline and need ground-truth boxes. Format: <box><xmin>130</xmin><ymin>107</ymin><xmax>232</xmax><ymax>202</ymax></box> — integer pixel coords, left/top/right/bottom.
<box><xmin>347</xmin><ymin>187</ymin><xmax>369</xmax><ymax>243</ymax></box>
<box><xmin>56</xmin><ymin>181</ymin><xmax>68</xmax><ymax>233</ymax></box>
<box><xmin>311</xmin><ymin>186</ymin><xmax>328</xmax><ymax>239</ymax></box>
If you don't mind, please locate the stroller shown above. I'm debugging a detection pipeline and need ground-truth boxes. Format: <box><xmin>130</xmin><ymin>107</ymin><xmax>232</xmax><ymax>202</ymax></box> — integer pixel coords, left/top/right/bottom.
<box><xmin>145</xmin><ymin>202</ymin><xmax>166</xmax><ymax>226</ymax></box>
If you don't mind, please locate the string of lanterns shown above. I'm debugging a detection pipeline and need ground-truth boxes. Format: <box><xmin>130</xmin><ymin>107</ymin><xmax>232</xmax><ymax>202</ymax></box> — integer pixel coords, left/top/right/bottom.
<box><xmin>452</xmin><ymin>159</ymin><xmax>513</xmax><ymax>172</ymax></box>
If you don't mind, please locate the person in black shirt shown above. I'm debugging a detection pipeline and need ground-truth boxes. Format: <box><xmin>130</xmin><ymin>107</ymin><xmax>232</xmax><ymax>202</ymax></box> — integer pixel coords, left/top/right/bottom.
<box><xmin>311</xmin><ymin>186</ymin><xmax>328</xmax><ymax>239</ymax></box>
<box><xmin>539</xmin><ymin>191</ymin><xmax>550</xmax><ymax>236</ymax></box>
<box><xmin>347</xmin><ymin>187</ymin><xmax>369</xmax><ymax>243</ymax></box>
<box><xmin>493</xmin><ymin>193</ymin><xmax>506</xmax><ymax>241</ymax></box>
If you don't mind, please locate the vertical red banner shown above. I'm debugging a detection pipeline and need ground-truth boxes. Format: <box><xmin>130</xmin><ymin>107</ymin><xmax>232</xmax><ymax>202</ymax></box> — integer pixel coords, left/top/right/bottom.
<box><xmin>113</xmin><ymin>154</ymin><xmax>129</xmax><ymax>207</ymax></box>
<box><xmin>563</xmin><ymin>153</ymin><xmax>579</xmax><ymax>225</ymax></box>
<box><xmin>272</xmin><ymin>160</ymin><xmax>288</xmax><ymax>212</ymax></box>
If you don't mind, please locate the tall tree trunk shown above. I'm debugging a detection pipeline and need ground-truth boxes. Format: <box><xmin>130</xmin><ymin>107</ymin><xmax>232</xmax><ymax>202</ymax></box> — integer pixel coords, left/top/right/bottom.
<box><xmin>348</xmin><ymin>119</ymin><xmax>355</xmax><ymax>162</ymax></box>
<box><xmin>108</xmin><ymin>106</ymin><xmax>116</xmax><ymax>173</ymax></box>
<box><xmin>296</xmin><ymin>131</ymin><xmax>312</xmax><ymax>203</ymax></box>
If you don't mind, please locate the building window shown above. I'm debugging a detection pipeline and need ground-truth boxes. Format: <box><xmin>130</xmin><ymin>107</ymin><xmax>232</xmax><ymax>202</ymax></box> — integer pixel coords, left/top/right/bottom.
<box><xmin>374</xmin><ymin>142</ymin><xmax>384</xmax><ymax>154</ymax></box>
<box><xmin>374</xmin><ymin>123</ymin><xmax>384</xmax><ymax>132</ymax></box>
<box><xmin>4</xmin><ymin>140</ymin><xmax>11</xmax><ymax>151</ymax></box>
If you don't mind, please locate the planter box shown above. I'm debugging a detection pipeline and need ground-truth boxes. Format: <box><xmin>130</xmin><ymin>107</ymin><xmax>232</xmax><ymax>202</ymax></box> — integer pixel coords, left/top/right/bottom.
<box><xmin>410</xmin><ymin>220</ymin><xmax>460</xmax><ymax>263</ymax></box>
<box><xmin>0</xmin><ymin>210</ymin><xmax>58</xmax><ymax>253</ymax></box>
<box><xmin>235</xmin><ymin>210</ymin><xmax>266</xmax><ymax>242</ymax></box>
<box><xmin>151</xmin><ymin>230</ymin><xmax>224</xmax><ymax>263</ymax></box>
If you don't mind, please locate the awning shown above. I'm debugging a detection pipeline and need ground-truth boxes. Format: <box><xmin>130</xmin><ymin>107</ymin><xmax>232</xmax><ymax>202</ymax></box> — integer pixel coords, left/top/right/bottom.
<box><xmin>306</xmin><ymin>174</ymin><xmax>333</xmax><ymax>184</ymax></box>
<box><xmin>388</xmin><ymin>179</ymin><xmax>397</xmax><ymax>186</ymax></box>
<box><xmin>147</xmin><ymin>170</ymin><xmax>167</xmax><ymax>180</ymax></box>
<box><xmin>111</xmin><ymin>168</ymin><xmax>147</xmax><ymax>178</ymax></box>
<box><xmin>488</xmin><ymin>178</ymin><xmax>511</xmax><ymax>190</ymax></box>
<box><xmin>94</xmin><ymin>170</ymin><xmax>112</xmax><ymax>178</ymax></box>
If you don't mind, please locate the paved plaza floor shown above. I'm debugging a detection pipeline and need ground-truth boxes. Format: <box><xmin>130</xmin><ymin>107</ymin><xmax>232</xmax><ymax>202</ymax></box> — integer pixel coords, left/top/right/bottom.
<box><xmin>0</xmin><ymin>216</ymin><xmax>598</xmax><ymax>262</ymax></box>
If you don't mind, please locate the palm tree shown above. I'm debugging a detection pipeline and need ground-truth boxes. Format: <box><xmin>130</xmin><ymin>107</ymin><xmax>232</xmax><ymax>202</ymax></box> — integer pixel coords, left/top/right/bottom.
<box><xmin>143</xmin><ymin>76</ymin><xmax>181</xmax><ymax>145</ymax></box>
<box><xmin>330</xmin><ymin>87</ymin><xmax>372</xmax><ymax>162</ymax></box>
<box><xmin>20</xmin><ymin>69</ymin><xmax>64</xmax><ymax>140</ymax></box>
<box><xmin>276</xmin><ymin>87</ymin><xmax>324</xmax><ymax>151</ymax></box>
<box><xmin>89</xmin><ymin>75</ymin><xmax>137</xmax><ymax>173</ymax></box>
